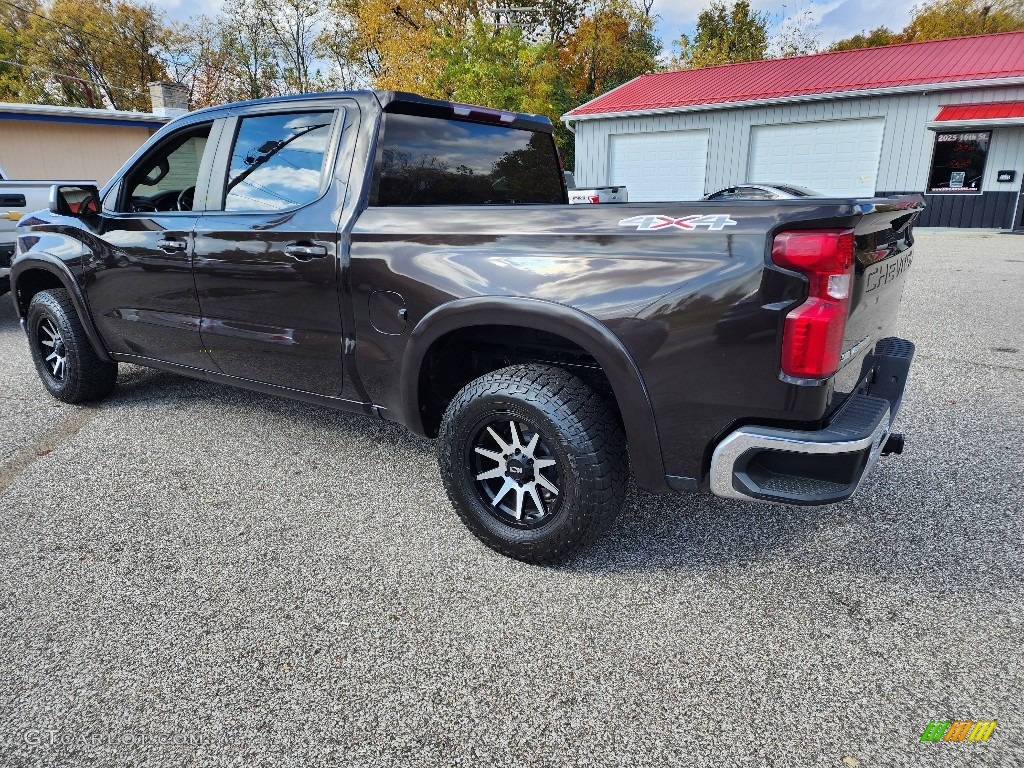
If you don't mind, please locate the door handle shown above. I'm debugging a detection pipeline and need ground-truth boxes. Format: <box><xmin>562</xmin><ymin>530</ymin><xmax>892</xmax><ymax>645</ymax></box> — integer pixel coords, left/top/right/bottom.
<box><xmin>285</xmin><ymin>244</ymin><xmax>327</xmax><ymax>260</ymax></box>
<box><xmin>157</xmin><ymin>238</ymin><xmax>188</xmax><ymax>252</ymax></box>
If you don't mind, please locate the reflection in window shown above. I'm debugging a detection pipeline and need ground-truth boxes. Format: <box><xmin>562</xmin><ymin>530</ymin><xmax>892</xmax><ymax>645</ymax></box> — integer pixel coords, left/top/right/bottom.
<box><xmin>374</xmin><ymin>113</ymin><xmax>564</xmax><ymax>206</ymax></box>
<box><xmin>224</xmin><ymin>111</ymin><xmax>334</xmax><ymax>212</ymax></box>
<box><xmin>928</xmin><ymin>131</ymin><xmax>990</xmax><ymax>194</ymax></box>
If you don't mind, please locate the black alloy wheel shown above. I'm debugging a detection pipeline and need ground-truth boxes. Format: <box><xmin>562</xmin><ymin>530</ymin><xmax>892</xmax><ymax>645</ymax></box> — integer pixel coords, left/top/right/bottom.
<box><xmin>438</xmin><ymin>364</ymin><xmax>628</xmax><ymax>564</ymax></box>
<box><xmin>468</xmin><ymin>415</ymin><xmax>562</xmax><ymax>528</ymax></box>
<box><xmin>36</xmin><ymin>316</ymin><xmax>68</xmax><ymax>383</ymax></box>
<box><xmin>26</xmin><ymin>289</ymin><xmax>117</xmax><ymax>403</ymax></box>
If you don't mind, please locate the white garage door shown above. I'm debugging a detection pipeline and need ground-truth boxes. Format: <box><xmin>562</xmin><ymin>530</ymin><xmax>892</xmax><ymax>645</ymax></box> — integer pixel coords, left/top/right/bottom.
<box><xmin>609</xmin><ymin>130</ymin><xmax>709</xmax><ymax>201</ymax></box>
<box><xmin>747</xmin><ymin>118</ymin><xmax>885</xmax><ymax>197</ymax></box>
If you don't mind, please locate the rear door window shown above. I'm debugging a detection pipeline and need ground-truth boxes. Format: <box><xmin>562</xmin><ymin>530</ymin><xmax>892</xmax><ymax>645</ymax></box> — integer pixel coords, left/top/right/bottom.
<box><xmin>223</xmin><ymin>111</ymin><xmax>335</xmax><ymax>212</ymax></box>
<box><xmin>373</xmin><ymin>113</ymin><xmax>563</xmax><ymax>206</ymax></box>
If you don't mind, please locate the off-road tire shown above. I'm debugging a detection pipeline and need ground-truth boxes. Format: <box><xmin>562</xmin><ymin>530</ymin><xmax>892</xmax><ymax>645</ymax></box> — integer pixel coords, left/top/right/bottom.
<box><xmin>437</xmin><ymin>364</ymin><xmax>628</xmax><ymax>564</ymax></box>
<box><xmin>26</xmin><ymin>288</ymin><xmax>117</xmax><ymax>403</ymax></box>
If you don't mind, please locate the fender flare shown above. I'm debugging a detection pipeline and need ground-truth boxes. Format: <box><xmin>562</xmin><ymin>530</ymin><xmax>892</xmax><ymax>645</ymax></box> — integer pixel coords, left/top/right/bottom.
<box><xmin>399</xmin><ymin>296</ymin><xmax>668</xmax><ymax>492</ymax></box>
<box><xmin>10</xmin><ymin>255</ymin><xmax>113</xmax><ymax>363</ymax></box>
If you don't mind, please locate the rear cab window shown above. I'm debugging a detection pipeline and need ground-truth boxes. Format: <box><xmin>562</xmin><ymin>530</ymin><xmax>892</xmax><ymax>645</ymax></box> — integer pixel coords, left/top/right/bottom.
<box><xmin>372</xmin><ymin>112</ymin><xmax>564</xmax><ymax>206</ymax></box>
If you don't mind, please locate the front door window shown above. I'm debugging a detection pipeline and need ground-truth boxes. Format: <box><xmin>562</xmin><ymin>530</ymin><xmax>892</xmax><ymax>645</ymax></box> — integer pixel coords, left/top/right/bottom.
<box><xmin>122</xmin><ymin>124</ymin><xmax>212</xmax><ymax>213</ymax></box>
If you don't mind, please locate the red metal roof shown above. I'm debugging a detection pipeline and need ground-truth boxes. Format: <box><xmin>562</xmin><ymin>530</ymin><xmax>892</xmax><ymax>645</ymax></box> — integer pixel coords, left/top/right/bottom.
<box><xmin>934</xmin><ymin>100</ymin><xmax>1024</xmax><ymax>121</ymax></box>
<box><xmin>565</xmin><ymin>31</ymin><xmax>1024</xmax><ymax>118</ymax></box>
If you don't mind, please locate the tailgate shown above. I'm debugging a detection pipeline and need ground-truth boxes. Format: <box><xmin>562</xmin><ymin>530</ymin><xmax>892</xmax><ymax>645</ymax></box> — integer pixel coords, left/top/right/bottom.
<box><xmin>831</xmin><ymin>195</ymin><xmax>923</xmax><ymax>412</ymax></box>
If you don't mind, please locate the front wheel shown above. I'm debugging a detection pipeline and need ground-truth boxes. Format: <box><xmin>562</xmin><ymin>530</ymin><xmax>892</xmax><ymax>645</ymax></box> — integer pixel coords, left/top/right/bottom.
<box><xmin>437</xmin><ymin>365</ymin><xmax>627</xmax><ymax>564</ymax></box>
<box><xmin>26</xmin><ymin>288</ymin><xmax>117</xmax><ymax>403</ymax></box>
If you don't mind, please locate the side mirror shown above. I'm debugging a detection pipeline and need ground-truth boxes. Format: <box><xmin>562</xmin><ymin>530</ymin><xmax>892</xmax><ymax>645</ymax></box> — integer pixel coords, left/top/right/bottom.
<box><xmin>49</xmin><ymin>184</ymin><xmax>101</xmax><ymax>217</ymax></box>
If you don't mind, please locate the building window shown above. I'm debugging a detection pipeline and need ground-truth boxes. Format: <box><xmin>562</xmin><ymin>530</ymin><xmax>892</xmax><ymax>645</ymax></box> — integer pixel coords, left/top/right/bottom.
<box><xmin>927</xmin><ymin>131</ymin><xmax>990</xmax><ymax>194</ymax></box>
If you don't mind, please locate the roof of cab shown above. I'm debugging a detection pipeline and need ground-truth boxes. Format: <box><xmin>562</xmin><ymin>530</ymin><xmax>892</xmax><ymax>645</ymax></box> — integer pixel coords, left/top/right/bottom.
<box><xmin>184</xmin><ymin>90</ymin><xmax>554</xmax><ymax>133</ymax></box>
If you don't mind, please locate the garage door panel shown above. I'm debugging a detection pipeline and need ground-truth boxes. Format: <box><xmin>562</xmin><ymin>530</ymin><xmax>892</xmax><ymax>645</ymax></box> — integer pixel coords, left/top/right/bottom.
<box><xmin>748</xmin><ymin>118</ymin><xmax>885</xmax><ymax>197</ymax></box>
<box><xmin>609</xmin><ymin>130</ymin><xmax>709</xmax><ymax>202</ymax></box>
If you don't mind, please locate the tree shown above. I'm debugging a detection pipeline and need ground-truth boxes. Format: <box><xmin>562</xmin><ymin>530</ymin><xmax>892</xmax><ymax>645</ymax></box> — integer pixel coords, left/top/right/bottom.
<box><xmin>218</xmin><ymin>0</ymin><xmax>282</xmax><ymax>101</ymax></box>
<box><xmin>552</xmin><ymin>0</ymin><xmax>659</xmax><ymax>166</ymax></box>
<box><xmin>670</xmin><ymin>0</ymin><xmax>769</xmax><ymax>69</ymax></box>
<box><xmin>830</xmin><ymin>0</ymin><xmax>1024</xmax><ymax>50</ymax></box>
<box><xmin>254</xmin><ymin>0</ymin><xmax>327</xmax><ymax>93</ymax></box>
<box><xmin>433</xmin><ymin>20</ymin><xmax>540</xmax><ymax>111</ymax></box>
<box><xmin>310</xmin><ymin>0</ymin><xmax>658</xmax><ymax>167</ymax></box>
<box><xmin>163</xmin><ymin>17</ymin><xmax>238</xmax><ymax>109</ymax></box>
<box><xmin>321</xmin><ymin>0</ymin><xmax>478</xmax><ymax>94</ymax></box>
<box><xmin>18</xmin><ymin>0</ymin><xmax>168</xmax><ymax>110</ymax></box>
<box><xmin>560</xmin><ymin>0</ymin><xmax>660</xmax><ymax>98</ymax></box>
<box><xmin>905</xmin><ymin>0</ymin><xmax>1024</xmax><ymax>39</ymax></box>
<box><xmin>829</xmin><ymin>26</ymin><xmax>904</xmax><ymax>51</ymax></box>
<box><xmin>768</xmin><ymin>3</ymin><xmax>821</xmax><ymax>57</ymax></box>
<box><xmin>0</xmin><ymin>0</ymin><xmax>39</xmax><ymax>100</ymax></box>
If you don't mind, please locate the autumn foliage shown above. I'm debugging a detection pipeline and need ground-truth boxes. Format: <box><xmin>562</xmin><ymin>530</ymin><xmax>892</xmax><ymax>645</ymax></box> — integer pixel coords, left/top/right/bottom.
<box><xmin>830</xmin><ymin>0</ymin><xmax>1024</xmax><ymax>51</ymax></box>
<box><xmin>0</xmin><ymin>0</ymin><xmax>1021</xmax><ymax>161</ymax></box>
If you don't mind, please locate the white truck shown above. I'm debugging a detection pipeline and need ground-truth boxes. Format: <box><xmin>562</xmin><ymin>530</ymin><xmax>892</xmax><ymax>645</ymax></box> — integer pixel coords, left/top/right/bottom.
<box><xmin>563</xmin><ymin>171</ymin><xmax>627</xmax><ymax>205</ymax></box>
<box><xmin>0</xmin><ymin>164</ymin><xmax>94</xmax><ymax>294</ymax></box>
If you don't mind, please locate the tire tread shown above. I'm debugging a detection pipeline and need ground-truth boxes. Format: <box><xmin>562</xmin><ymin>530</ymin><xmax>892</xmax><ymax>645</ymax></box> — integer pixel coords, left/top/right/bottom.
<box><xmin>437</xmin><ymin>364</ymin><xmax>627</xmax><ymax>564</ymax></box>
<box><xmin>27</xmin><ymin>288</ymin><xmax>116</xmax><ymax>403</ymax></box>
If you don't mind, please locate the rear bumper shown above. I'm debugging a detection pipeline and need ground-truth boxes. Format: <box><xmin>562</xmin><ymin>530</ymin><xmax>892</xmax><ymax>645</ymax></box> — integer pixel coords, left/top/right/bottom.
<box><xmin>710</xmin><ymin>337</ymin><xmax>914</xmax><ymax>505</ymax></box>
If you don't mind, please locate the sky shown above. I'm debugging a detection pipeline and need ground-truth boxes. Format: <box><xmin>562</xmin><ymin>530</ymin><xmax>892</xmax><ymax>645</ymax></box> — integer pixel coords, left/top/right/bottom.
<box><xmin>149</xmin><ymin>0</ymin><xmax>920</xmax><ymax>58</ymax></box>
<box><xmin>652</xmin><ymin>0</ymin><xmax>919</xmax><ymax>55</ymax></box>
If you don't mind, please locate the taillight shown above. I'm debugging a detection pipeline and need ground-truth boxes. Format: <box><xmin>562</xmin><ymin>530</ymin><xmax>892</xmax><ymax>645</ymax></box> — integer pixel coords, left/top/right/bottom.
<box><xmin>771</xmin><ymin>229</ymin><xmax>855</xmax><ymax>379</ymax></box>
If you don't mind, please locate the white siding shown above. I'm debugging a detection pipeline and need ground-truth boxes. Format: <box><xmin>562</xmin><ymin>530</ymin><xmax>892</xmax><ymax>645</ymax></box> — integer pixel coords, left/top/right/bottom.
<box><xmin>572</xmin><ymin>84</ymin><xmax>1024</xmax><ymax>195</ymax></box>
<box><xmin>982</xmin><ymin>126</ymin><xmax>1024</xmax><ymax>189</ymax></box>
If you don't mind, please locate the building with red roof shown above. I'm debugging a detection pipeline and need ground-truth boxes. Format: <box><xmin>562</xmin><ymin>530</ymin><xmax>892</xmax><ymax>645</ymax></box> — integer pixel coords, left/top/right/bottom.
<box><xmin>563</xmin><ymin>31</ymin><xmax>1024</xmax><ymax>229</ymax></box>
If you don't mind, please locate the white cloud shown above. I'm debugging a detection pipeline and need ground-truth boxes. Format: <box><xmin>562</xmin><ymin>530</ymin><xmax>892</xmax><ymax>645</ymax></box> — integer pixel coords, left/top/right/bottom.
<box><xmin>149</xmin><ymin>0</ymin><xmax>225</xmax><ymax>22</ymax></box>
<box><xmin>652</xmin><ymin>0</ymin><xmax>918</xmax><ymax>58</ymax></box>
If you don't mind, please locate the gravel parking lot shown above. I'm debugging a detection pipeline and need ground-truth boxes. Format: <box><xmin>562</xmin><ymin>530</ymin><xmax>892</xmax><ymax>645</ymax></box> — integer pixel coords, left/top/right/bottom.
<box><xmin>0</xmin><ymin>231</ymin><xmax>1021</xmax><ymax>767</ymax></box>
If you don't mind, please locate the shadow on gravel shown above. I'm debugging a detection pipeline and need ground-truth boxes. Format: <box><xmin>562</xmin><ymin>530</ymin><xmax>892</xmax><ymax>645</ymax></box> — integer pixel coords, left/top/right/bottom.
<box><xmin>6</xmin><ymin>295</ymin><xmax>1010</xmax><ymax>597</ymax></box>
<box><xmin>105</xmin><ymin>364</ymin><xmax>1008</xmax><ymax>600</ymax></box>
<box><xmin>110</xmin><ymin>363</ymin><xmax>433</xmax><ymax>455</ymax></box>
<box><xmin>0</xmin><ymin>293</ymin><xmax>20</xmax><ymax>327</ymax></box>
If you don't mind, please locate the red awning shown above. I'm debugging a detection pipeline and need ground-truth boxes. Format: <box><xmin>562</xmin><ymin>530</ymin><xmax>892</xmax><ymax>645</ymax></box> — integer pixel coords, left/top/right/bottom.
<box><xmin>929</xmin><ymin>100</ymin><xmax>1024</xmax><ymax>129</ymax></box>
<box><xmin>935</xmin><ymin>101</ymin><xmax>1024</xmax><ymax>121</ymax></box>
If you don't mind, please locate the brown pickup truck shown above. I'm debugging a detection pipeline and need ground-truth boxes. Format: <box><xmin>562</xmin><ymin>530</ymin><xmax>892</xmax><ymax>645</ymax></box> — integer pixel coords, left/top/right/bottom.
<box><xmin>11</xmin><ymin>90</ymin><xmax>923</xmax><ymax>562</ymax></box>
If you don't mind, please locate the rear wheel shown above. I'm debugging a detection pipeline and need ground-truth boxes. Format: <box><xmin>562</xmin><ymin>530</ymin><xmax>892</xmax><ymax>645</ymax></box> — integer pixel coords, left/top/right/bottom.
<box><xmin>438</xmin><ymin>364</ymin><xmax>627</xmax><ymax>564</ymax></box>
<box><xmin>27</xmin><ymin>288</ymin><xmax>117</xmax><ymax>403</ymax></box>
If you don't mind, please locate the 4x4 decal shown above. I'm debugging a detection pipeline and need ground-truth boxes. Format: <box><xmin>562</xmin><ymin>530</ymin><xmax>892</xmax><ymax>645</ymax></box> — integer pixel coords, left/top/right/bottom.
<box><xmin>618</xmin><ymin>214</ymin><xmax>738</xmax><ymax>231</ymax></box>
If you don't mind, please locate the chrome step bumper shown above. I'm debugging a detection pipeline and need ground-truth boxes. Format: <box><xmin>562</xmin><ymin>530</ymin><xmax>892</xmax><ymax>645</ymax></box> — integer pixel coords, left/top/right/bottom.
<box><xmin>710</xmin><ymin>337</ymin><xmax>914</xmax><ymax>506</ymax></box>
